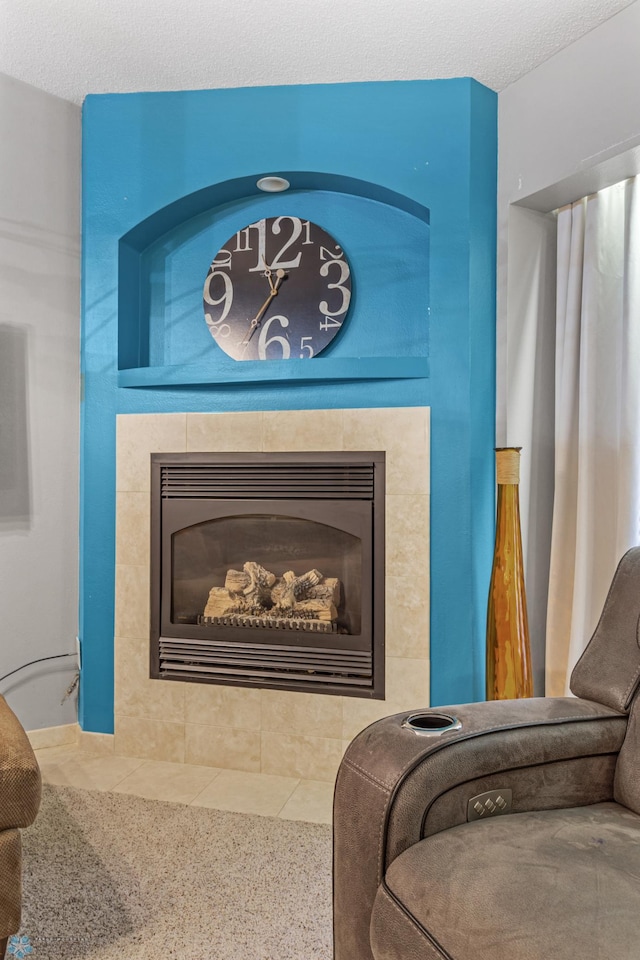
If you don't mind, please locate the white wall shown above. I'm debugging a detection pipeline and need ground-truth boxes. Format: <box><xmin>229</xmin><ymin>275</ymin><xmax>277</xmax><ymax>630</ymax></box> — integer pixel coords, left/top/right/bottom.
<box><xmin>497</xmin><ymin>0</ymin><xmax>640</xmax><ymax>693</ymax></box>
<box><xmin>0</xmin><ymin>73</ymin><xmax>81</xmax><ymax>730</ymax></box>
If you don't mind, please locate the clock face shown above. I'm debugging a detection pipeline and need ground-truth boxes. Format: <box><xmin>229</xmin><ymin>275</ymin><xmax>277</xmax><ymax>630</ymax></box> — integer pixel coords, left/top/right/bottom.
<box><xmin>203</xmin><ymin>217</ymin><xmax>352</xmax><ymax>361</ymax></box>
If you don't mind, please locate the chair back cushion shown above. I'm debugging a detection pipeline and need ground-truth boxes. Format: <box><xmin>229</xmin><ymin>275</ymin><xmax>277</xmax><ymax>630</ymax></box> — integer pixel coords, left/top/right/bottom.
<box><xmin>570</xmin><ymin>547</ymin><xmax>640</xmax><ymax>712</ymax></box>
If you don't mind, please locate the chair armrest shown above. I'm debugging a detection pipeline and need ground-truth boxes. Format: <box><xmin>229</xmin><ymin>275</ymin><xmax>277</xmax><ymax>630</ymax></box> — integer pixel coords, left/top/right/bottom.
<box><xmin>0</xmin><ymin>697</ymin><xmax>41</xmax><ymax>832</ymax></box>
<box><xmin>333</xmin><ymin>696</ymin><xmax>627</xmax><ymax>960</ymax></box>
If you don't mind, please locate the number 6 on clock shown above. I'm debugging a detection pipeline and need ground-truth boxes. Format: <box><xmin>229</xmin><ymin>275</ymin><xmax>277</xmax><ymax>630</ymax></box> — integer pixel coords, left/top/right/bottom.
<box><xmin>258</xmin><ymin>315</ymin><xmax>291</xmax><ymax>360</ymax></box>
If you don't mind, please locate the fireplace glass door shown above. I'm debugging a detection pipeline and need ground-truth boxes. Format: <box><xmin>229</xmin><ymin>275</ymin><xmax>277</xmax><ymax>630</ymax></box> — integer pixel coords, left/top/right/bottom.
<box><xmin>167</xmin><ymin>502</ymin><xmax>368</xmax><ymax>644</ymax></box>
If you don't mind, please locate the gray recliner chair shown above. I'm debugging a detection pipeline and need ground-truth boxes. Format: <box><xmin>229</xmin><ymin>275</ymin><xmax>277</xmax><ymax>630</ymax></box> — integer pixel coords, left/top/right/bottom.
<box><xmin>334</xmin><ymin>547</ymin><xmax>640</xmax><ymax>960</ymax></box>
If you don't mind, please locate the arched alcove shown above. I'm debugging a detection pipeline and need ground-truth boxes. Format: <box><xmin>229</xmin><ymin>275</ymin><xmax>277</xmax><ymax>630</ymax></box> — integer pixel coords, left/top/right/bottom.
<box><xmin>118</xmin><ymin>172</ymin><xmax>430</xmax><ymax>385</ymax></box>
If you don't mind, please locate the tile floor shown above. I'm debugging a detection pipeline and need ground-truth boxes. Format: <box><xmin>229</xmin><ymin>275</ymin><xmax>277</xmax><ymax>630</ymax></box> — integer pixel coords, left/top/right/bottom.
<box><xmin>33</xmin><ymin>744</ymin><xmax>334</xmax><ymax>824</ymax></box>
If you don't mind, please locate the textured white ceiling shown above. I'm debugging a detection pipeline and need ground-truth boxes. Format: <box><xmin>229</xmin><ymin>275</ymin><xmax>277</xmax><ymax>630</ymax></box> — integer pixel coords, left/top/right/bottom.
<box><xmin>0</xmin><ymin>0</ymin><xmax>635</xmax><ymax>104</ymax></box>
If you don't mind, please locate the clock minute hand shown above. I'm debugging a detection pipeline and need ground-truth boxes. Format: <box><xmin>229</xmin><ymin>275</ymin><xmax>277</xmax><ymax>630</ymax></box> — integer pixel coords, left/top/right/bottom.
<box><xmin>241</xmin><ymin>269</ymin><xmax>286</xmax><ymax>346</ymax></box>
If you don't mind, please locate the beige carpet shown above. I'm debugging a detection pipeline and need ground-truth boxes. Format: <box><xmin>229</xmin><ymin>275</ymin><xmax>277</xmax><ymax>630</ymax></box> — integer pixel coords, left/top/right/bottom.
<box><xmin>19</xmin><ymin>784</ymin><xmax>332</xmax><ymax>959</ymax></box>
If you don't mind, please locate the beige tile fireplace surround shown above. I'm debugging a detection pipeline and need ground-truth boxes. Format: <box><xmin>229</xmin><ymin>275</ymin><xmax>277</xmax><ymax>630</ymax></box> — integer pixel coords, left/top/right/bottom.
<box><xmin>114</xmin><ymin>407</ymin><xmax>430</xmax><ymax>782</ymax></box>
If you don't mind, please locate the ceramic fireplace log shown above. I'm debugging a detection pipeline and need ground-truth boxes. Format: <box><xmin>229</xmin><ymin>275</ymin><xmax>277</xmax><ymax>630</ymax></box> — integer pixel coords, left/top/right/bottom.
<box><xmin>202</xmin><ymin>587</ymin><xmax>337</xmax><ymax>623</ymax></box>
<box><xmin>271</xmin><ymin>568</ymin><xmax>323</xmax><ymax>608</ymax></box>
<box><xmin>292</xmin><ymin>598</ymin><xmax>338</xmax><ymax>621</ymax></box>
<box><xmin>241</xmin><ymin>561</ymin><xmax>277</xmax><ymax>604</ymax></box>
<box><xmin>224</xmin><ymin>569</ymin><xmax>251</xmax><ymax>594</ymax></box>
<box><xmin>288</xmin><ymin>574</ymin><xmax>340</xmax><ymax>607</ymax></box>
<box><xmin>203</xmin><ymin>587</ymin><xmax>243</xmax><ymax>619</ymax></box>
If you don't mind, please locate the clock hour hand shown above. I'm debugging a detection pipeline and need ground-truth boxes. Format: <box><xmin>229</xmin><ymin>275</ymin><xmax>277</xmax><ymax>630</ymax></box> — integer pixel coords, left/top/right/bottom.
<box><xmin>241</xmin><ymin>269</ymin><xmax>286</xmax><ymax>346</ymax></box>
<box><xmin>262</xmin><ymin>257</ymin><xmax>277</xmax><ymax>294</ymax></box>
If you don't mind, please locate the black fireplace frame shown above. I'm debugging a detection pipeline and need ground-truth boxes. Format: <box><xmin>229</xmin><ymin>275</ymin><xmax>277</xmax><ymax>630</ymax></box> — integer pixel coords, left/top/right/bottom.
<box><xmin>149</xmin><ymin>451</ymin><xmax>385</xmax><ymax>699</ymax></box>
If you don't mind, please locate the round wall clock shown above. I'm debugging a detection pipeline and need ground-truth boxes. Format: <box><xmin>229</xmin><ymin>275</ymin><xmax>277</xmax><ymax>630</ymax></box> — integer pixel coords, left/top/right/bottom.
<box><xmin>203</xmin><ymin>217</ymin><xmax>352</xmax><ymax>361</ymax></box>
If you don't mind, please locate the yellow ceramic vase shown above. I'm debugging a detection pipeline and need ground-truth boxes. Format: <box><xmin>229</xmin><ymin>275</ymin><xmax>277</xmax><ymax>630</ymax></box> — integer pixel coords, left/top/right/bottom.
<box><xmin>486</xmin><ymin>447</ymin><xmax>533</xmax><ymax>700</ymax></box>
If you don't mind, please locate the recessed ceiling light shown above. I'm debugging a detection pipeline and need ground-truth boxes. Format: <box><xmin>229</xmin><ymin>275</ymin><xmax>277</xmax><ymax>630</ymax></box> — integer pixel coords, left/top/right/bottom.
<box><xmin>256</xmin><ymin>176</ymin><xmax>290</xmax><ymax>193</ymax></box>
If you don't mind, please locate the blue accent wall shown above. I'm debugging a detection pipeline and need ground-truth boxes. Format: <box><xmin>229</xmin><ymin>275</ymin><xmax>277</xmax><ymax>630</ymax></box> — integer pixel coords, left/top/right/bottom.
<box><xmin>81</xmin><ymin>79</ymin><xmax>496</xmax><ymax>732</ymax></box>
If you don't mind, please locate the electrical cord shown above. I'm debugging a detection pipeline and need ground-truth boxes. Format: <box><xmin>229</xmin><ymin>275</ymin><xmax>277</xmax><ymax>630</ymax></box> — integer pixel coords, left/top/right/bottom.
<box><xmin>0</xmin><ymin>652</ymin><xmax>77</xmax><ymax>685</ymax></box>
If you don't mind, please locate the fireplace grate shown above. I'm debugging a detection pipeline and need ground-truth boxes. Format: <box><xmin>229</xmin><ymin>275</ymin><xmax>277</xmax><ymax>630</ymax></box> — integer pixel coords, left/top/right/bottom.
<box><xmin>159</xmin><ymin>638</ymin><xmax>373</xmax><ymax>688</ymax></box>
<box><xmin>160</xmin><ymin>462</ymin><xmax>375</xmax><ymax>500</ymax></box>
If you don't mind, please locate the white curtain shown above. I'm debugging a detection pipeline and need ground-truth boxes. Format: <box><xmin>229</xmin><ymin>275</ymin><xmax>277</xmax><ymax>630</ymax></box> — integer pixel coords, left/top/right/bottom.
<box><xmin>504</xmin><ymin>206</ymin><xmax>557</xmax><ymax>695</ymax></box>
<box><xmin>546</xmin><ymin>178</ymin><xmax>640</xmax><ymax>696</ymax></box>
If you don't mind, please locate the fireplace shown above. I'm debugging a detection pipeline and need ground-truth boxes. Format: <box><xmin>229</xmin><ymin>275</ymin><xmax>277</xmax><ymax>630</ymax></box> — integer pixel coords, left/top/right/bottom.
<box><xmin>150</xmin><ymin>452</ymin><xmax>385</xmax><ymax>698</ymax></box>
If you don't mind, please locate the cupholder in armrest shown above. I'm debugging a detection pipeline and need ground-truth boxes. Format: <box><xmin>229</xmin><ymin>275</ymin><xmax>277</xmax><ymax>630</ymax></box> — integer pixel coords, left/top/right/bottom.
<box><xmin>401</xmin><ymin>712</ymin><xmax>462</xmax><ymax>735</ymax></box>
